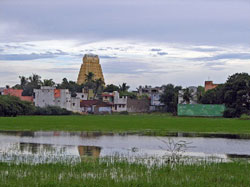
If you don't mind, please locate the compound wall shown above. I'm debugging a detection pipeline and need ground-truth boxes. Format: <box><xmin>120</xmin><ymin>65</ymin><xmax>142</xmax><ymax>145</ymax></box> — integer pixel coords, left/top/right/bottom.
<box><xmin>178</xmin><ymin>104</ymin><xmax>225</xmax><ymax>117</ymax></box>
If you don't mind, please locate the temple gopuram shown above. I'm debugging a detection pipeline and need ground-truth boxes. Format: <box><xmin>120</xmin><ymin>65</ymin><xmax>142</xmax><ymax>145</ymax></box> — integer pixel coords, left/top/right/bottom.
<box><xmin>77</xmin><ymin>54</ymin><xmax>105</xmax><ymax>85</ymax></box>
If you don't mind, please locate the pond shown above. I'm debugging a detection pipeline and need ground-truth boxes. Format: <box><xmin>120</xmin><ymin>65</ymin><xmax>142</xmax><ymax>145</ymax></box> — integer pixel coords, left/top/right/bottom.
<box><xmin>1</xmin><ymin>131</ymin><xmax>250</xmax><ymax>163</ymax></box>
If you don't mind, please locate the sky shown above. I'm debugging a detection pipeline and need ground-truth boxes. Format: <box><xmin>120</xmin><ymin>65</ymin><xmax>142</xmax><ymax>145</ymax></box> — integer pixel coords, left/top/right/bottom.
<box><xmin>0</xmin><ymin>0</ymin><xmax>250</xmax><ymax>90</ymax></box>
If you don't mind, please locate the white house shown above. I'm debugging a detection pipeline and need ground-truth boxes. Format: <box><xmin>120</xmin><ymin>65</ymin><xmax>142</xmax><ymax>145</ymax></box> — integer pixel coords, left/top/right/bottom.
<box><xmin>34</xmin><ymin>86</ymin><xmax>81</xmax><ymax>113</ymax></box>
<box><xmin>102</xmin><ymin>91</ymin><xmax>127</xmax><ymax>112</ymax></box>
<box><xmin>150</xmin><ymin>93</ymin><xmax>165</xmax><ymax>111</ymax></box>
<box><xmin>0</xmin><ymin>88</ymin><xmax>4</xmax><ymax>95</ymax></box>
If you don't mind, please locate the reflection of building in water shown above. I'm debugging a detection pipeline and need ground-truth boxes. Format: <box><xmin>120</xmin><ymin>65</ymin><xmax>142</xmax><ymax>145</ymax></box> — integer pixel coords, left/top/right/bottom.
<box><xmin>78</xmin><ymin>146</ymin><xmax>101</xmax><ymax>158</ymax></box>
<box><xmin>19</xmin><ymin>143</ymin><xmax>64</xmax><ymax>154</ymax></box>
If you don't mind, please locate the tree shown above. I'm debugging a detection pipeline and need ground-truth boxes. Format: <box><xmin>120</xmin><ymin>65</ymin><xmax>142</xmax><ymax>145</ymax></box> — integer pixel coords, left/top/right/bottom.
<box><xmin>119</xmin><ymin>83</ymin><xmax>130</xmax><ymax>92</ymax></box>
<box><xmin>200</xmin><ymin>84</ymin><xmax>224</xmax><ymax>104</ymax></box>
<box><xmin>160</xmin><ymin>84</ymin><xmax>182</xmax><ymax>114</ymax></box>
<box><xmin>197</xmin><ymin>86</ymin><xmax>205</xmax><ymax>103</ymax></box>
<box><xmin>103</xmin><ymin>84</ymin><xmax>120</xmax><ymax>92</ymax></box>
<box><xmin>93</xmin><ymin>78</ymin><xmax>105</xmax><ymax>98</ymax></box>
<box><xmin>85</xmin><ymin>72</ymin><xmax>95</xmax><ymax>83</ymax></box>
<box><xmin>42</xmin><ymin>79</ymin><xmax>55</xmax><ymax>87</ymax></box>
<box><xmin>181</xmin><ymin>88</ymin><xmax>193</xmax><ymax>104</ymax></box>
<box><xmin>222</xmin><ymin>73</ymin><xmax>250</xmax><ymax>117</ymax></box>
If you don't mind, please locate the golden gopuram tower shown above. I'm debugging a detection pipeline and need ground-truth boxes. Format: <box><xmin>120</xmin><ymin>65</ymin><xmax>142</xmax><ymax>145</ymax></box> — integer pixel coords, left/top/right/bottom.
<box><xmin>77</xmin><ymin>54</ymin><xmax>105</xmax><ymax>85</ymax></box>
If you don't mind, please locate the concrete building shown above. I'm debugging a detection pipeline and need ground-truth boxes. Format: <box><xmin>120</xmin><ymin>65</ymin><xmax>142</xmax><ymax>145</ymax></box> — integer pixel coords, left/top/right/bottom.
<box><xmin>2</xmin><ymin>88</ymin><xmax>33</xmax><ymax>102</ymax></box>
<box><xmin>0</xmin><ymin>88</ymin><xmax>4</xmax><ymax>95</ymax></box>
<box><xmin>34</xmin><ymin>86</ymin><xmax>80</xmax><ymax>113</ymax></box>
<box><xmin>205</xmin><ymin>81</ymin><xmax>219</xmax><ymax>92</ymax></box>
<box><xmin>77</xmin><ymin>54</ymin><xmax>105</xmax><ymax>85</ymax></box>
<box><xmin>150</xmin><ymin>93</ymin><xmax>165</xmax><ymax>111</ymax></box>
<box><xmin>102</xmin><ymin>91</ymin><xmax>127</xmax><ymax>112</ymax></box>
<box><xmin>137</xmin><ymin>85</ymin><xmax>164</xmax><ymax>97</ymax></box>
<box><xmin>80</xmin><ymin>100</ymin><xmax>112</xmax><ymax>114</ymax></box>
<box><xmin>178</xmin><ymin>86</ymin><xmax>198</xmax><ymax>104</ymax></box>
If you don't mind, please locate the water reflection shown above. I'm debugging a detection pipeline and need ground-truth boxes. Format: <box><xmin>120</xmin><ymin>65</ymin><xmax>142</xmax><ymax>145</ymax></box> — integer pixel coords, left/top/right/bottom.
<box><xmin>1</xmin><ymin>130</ymin><xmax>250</xmax><ymax>164</ymax></box>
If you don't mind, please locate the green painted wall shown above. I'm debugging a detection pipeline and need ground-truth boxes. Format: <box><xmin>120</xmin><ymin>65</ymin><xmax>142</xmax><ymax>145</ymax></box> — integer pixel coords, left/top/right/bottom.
<box><xmin>178</xmin><ymin>104</ymin><xmax>225</xmax><ymax>117</ymax></box>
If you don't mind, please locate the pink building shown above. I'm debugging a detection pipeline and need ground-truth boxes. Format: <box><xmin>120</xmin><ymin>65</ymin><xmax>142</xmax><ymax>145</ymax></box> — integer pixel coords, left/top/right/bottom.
<box><xmin>3</xmin><ymin>89</ymin><xmax>33</xmax><ymax>102</ymax></box>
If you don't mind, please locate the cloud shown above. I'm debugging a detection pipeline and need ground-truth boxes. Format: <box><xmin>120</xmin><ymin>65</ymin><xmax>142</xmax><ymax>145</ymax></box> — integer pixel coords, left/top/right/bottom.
<box><xmin>0</xmin><ymin>0</ymin><xmax>249</xmax><ymax>44</ymax></box>
<box><xmin>103</xmin><ymin>61</ymin><xmax>152</xmax><ymax>74</ymax></box>
<box><xmin>0</xmin><ymin>51</ymin><xmax>68</xmax><ymax>61</ymax></box>
<box><xmin>99</xmin><ymin>55</ymin><xmax>117</xmax><ymax>59</ymax></box>
<box><xmin>191</xmin><ymin>53</ymin><xmax>250</xmax><ymax>61</ymax></box>
<box><xmin>157</xmin><ymin>52</ymin><xmax>168</xmax><ymax>56</ymax></box>
<box><xmin>151</xmin><ymin>48</ymin><xmax>162</xmax><ymax>52</ymax></box>
<box><xmin>191</xmin><ymin>47</ymin><xmax>221</xmax><ymax>52</ymax></box>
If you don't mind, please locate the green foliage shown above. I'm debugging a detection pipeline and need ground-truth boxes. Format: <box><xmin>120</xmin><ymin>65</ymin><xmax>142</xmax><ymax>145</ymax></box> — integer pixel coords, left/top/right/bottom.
<box><xmin>160</xmin><ymin>84</ymin><xmax>182</xmax><ymax>114</ymax></box>
<box><xmin>182</xmin><ymin>88</ymin><xmax>193</xmax><ymax>104</ymax></box>
<box><xmin>0</xmin><ymin>95</ymin><xmax>35</xmax><ymax>117</ymax></box>
<box><xmin>200</xmin><ymin>84</ymin><xmax>224</xmax><ymax>104</ymax></box>
<box><xmin>201</xmin><ymin>73</ymin><xmax>250</xmax><ymax>118</ymax></box>
<box><xmin>119</xmin><ymin>83</ymin><xmax>130</xmax><ymax>92</ymax></box>
<box><xmin>197</xmin><ymin>86</ymin><xmax>205</xmax><ymax>103</ymax></box>
<box><xmin>239</xmin><ymin>114</ymin><xmax>250</xmax><ymax>120</ymax></box>
<box><xmin>120</xmin><ymin>91</ymin><xmax>137</xmax><ymax>99</ymax></box>
<box><xmin>34</xmin><ymin>106</ymin><xmax>72</xmax><ymax>115</ymax></box>
<box><xmin>103</xmin><ymin>84</ymin><xmax>120</xmax><ymax>92</ymax></box>
<box><xmin>119</xmin><ymin>111</ymin><xmax>129</xmax><ymax>115</ymax></box>
<box><xmin>57</xmin><ymin>78</ymin><xmax>84</xmax><ymax>97</ymax></box>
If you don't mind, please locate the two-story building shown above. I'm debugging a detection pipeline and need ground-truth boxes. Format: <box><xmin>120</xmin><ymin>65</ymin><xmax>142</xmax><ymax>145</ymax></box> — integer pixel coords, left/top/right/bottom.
<box><xmin>34</xmin><ymin>86</ymin><xmax>81</xmax><ymax>113</ymax></box>
<box><xmin>102</xmin><ymin>91</ymin><xmax>127</xmax><ymax>112</ymax></box>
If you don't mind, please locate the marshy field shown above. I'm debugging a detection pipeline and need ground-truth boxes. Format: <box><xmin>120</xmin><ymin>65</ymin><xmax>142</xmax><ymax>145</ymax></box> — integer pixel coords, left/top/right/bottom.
<box><xmin>1</xmin><ymin>159</ymin><xmax>250</xmax><ymax>186</ymax></box>
<box><xmin>1</xmin><ymin>114</ymin><xmax>250</xmax><ymax>186</ymax></box>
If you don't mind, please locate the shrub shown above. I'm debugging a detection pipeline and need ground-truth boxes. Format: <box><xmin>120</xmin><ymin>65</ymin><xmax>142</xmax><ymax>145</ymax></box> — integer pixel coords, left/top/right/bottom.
<box><xmin>0</xmin><ymin>95</ymin><xmax>35</xmax><ymax>117</ymax></box>
<box><xmin>33</xmin><ymin>106</ymin><xmax>72</xmax><ymax>115</ymax></box>
<box><xmin>223</xmin><ymin>108</ymin><xmax>237</xmax><ymax>118</ymax></box>
<box><xmin>119</xmin><ymin>111</ymin><xmax>129</xmax><ymax>115</ymax></box>
<box><xmin>240</xmin><ymin>114</ymin><xmax>250</xmax><ymax>120</ymax></box>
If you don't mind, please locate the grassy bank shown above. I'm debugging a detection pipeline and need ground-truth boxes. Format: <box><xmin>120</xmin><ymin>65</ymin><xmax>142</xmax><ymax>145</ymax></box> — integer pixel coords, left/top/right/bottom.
<box><xmin>0</xmin><ymin>160</ymin><xmax>250</xmax><ymax>186</ymax></box>
<box><xmin>0</xmin><ymin>115</ymin><xmax>250</xmax><ymax>135</ymax></box>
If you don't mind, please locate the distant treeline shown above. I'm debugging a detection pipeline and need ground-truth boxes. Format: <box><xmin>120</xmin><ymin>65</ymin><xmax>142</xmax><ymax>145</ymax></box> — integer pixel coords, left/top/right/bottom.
<box><xmin>0</xmin><ymin>95</ymin><xmax>72</xmax><ymax>117</ymax></box>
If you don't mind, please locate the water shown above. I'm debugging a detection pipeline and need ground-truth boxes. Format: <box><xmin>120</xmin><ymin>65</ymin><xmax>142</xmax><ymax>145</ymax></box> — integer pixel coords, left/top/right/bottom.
<box><xmin>1</xmin><ymin>131</ymin><xmax>250</xmax><ymax>163</ymax></box>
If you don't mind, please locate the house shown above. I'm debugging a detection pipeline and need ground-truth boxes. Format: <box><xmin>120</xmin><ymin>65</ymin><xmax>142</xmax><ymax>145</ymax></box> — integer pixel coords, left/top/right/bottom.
<box><xmin>205</xmin><ymin>81</ymin><xmax>219</xmax><ymax>92</ymax></box>
<box><xmin>102</xmin><ymin>91</ymin><xmax>127</xmax><ymax>112</ymax></box>
<box><xmin>80</xmin><ymin>100</ymin><xmax>112</xmax><ymax>114</ymax></box>
<box><xmin>34</xmin><ymin>86</ymin><xmax>81</xmax><ymax>113</ymax></box>
<box><xmin>178</xmin><ymin>86</ymin><xmax>198</xmax><ymax>104</ymax></box>
<box><xmin>137</xmin><ymin>85</ymin><xmax>164</xmax><ymax>97</ymax></box>
<box><xmin>150</xmin><ymin>93</ymin><xmax>165</xmax><ymax>111</ymax></box>
<box><xmin>3</xmin><ymin>88</ymin><xmax>33</xmax><ymax>102</ymax></box>
<box><xmin>0</xmin><ymin>88</ymin><xmax>4</xmax><ymax>95</ymax></box>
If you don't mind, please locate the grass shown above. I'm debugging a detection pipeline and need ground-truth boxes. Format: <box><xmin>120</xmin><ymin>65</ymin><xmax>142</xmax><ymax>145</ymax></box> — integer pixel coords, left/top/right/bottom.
<box><xmin>0</xmin><ymin>115</ymin><xmax>250</xmax><ymax>135</ymax></box>
<box><xmin>0</xmin><ymin>159</ymin><xmax>250</xmax><ymax>186</ymax></box>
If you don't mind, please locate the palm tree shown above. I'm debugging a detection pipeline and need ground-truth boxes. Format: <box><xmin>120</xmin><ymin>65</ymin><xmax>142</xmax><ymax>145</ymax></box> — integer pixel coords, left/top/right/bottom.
<box><xmin>94</xmin><ymin>78</ymin><xmax>105</xmax><ymax>98</ymax></box>
<box><xmin>119</xmin><ymin>83</ymin><xmax>130</xmax><ymax>92</ymax></box>
<box><xmin>85</xmin><ymin>72</ymin><xmax>95</xmax><ymax>83</ymax></box>
<box><xmin>42</xmin><ymin>79</ymin><xmax>55</xmax><ymax>87</ymax></box>
<box><xmin>182</xmin><ymin>88</ymin><xmax>193</xmax><ymax>104</ymax></box>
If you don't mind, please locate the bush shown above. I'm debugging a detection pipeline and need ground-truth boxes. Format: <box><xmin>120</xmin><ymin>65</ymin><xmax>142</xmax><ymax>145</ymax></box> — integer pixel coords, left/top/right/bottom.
<box><xmin>240</xmin><ymin>114</ymin><xmax>250</xmax><ymax>120</ymax></box>
<box><xmin>223</xmin><ymin>108</ymin><xmax>237</xmax><ymax>118</ymax></box>
<box><xmin>119</xmin><ymin>111</ymin><xmax>129</xmax><ymax>115</ymax></box>
<box><xmin>0</xmin><ymin>95</ymin><xmax>35</xmax><ymax>117</ymax></box>
<box><xmin>33</xmin><ymin>106</ymin><xmax>72</xmax><ymax>115</ymax></box>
